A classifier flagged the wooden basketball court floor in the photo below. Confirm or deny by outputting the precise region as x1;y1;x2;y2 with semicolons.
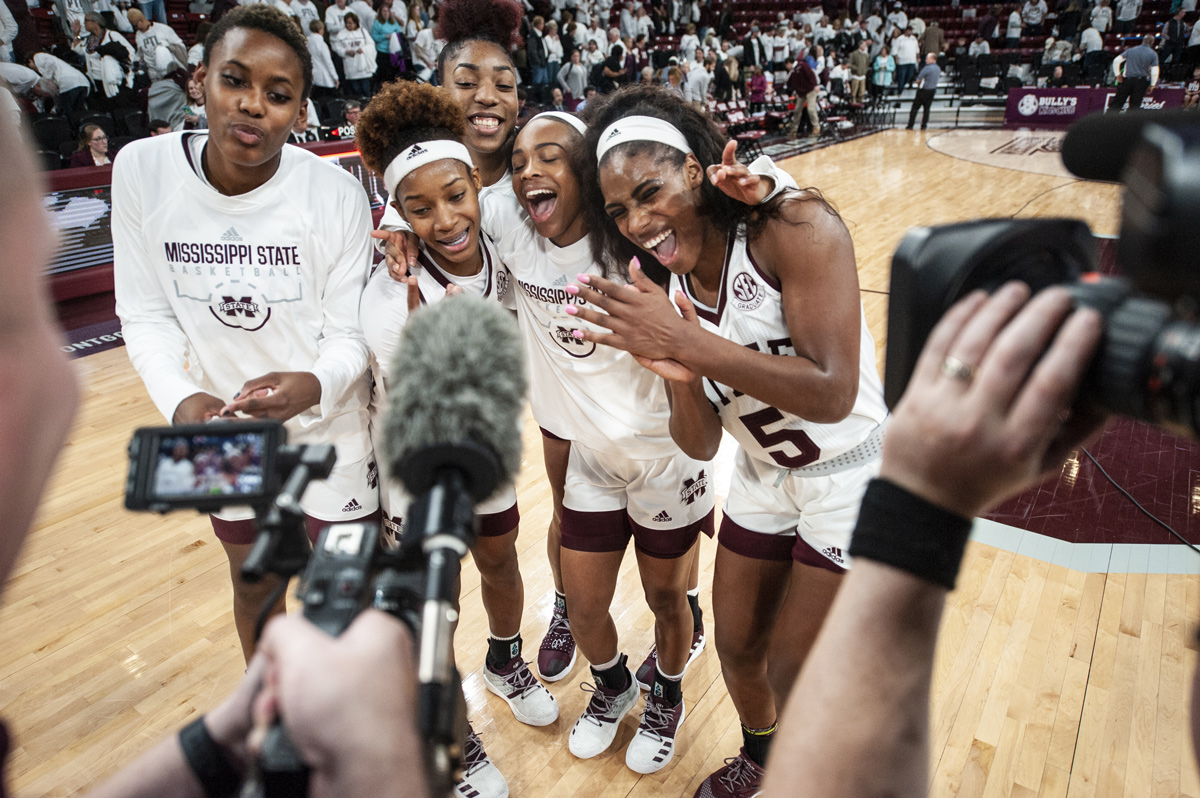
5;128;1195;797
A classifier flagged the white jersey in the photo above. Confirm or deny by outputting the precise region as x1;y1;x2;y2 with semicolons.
360;233;515;535
113;132;374;464
361;233;510;392
670;230;887;469
480;191;680;459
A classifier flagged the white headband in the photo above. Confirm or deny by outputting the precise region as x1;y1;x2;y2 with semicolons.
533;110;588;135
596;115;694;163
383;140;475;196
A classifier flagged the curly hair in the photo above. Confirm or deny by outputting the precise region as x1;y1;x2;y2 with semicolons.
204;5;313;100
434;0;523;81
579;84;836;285
355;80;466;177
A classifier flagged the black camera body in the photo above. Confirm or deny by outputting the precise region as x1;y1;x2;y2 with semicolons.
886;120;1200;439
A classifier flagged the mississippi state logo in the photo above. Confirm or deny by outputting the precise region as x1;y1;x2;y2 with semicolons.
1018;94;1039;116
495;269;510;302
731;272;764;311
552;324;596;357
680;470;708;505
210;295;271;331
366;460;378;490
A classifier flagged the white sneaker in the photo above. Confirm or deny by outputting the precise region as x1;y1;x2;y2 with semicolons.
483;656;560;727
454;729;509;798
625;693;686;774
568;665;639;759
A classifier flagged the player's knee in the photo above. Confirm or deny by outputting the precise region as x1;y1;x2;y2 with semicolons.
473;541;519;581
642;586;688;621
715;627;769;672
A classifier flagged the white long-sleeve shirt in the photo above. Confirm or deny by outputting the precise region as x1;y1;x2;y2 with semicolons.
325;3;349;35
31;52;90;93
0;1;17;60
135;21;185;80
308;32;337;88
113;132;373;461
334;27;376;79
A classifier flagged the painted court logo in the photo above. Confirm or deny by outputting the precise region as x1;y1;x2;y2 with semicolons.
680;470;708;505
732;272;764;311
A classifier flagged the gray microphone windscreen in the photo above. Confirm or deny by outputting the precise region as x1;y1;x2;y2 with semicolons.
382;294;527;493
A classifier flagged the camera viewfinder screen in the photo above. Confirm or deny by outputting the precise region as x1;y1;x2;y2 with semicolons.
152;431;266;499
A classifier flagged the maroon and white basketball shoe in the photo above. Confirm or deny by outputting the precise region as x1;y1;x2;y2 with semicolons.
692;748;765;798
536;600;577;682
625;693;686;774
453;727;509;798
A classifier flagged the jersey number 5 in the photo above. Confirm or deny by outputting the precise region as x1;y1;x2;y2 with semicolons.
740;407;821;468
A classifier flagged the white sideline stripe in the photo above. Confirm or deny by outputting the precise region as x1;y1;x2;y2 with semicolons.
969;517;1200;575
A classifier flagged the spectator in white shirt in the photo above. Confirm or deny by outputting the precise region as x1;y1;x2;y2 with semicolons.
679;21;700;61
1021;0;1048;35
1091;0;1113;34
290;0;320;29
128;7;186;80
308;19;338;97
325;0;350;36
0;1;16;63
1114;0;1141;34
1006;6;1023;47
28;50;89;123
968;34;990;56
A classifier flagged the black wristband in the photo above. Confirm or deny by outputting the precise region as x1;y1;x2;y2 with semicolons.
848;478;973;591
178;715;242;798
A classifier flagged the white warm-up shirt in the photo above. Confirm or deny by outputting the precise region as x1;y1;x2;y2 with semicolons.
113;132;374;462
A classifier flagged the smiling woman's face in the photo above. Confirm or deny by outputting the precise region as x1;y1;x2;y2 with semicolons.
444;40;518;162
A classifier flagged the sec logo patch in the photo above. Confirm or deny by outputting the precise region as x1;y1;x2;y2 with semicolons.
732;272;764;311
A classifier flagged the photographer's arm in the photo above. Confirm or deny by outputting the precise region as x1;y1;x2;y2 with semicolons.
762;284;1104;798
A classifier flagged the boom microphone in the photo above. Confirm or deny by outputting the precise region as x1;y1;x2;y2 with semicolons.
383;292;527;501
1061;109;1199;182
380;293;526;781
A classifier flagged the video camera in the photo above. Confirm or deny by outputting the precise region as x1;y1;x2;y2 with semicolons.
125;419;470;797
885;112;1200;439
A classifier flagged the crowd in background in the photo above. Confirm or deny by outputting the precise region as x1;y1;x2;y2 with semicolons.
1;0;1198;164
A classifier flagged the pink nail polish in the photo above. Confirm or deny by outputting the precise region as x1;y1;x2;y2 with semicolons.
632;256;641;270
572;329;584;339
565;284;579;295
563;305;578;316
576;273;591;284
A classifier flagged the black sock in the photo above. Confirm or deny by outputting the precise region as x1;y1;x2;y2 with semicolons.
591;654;630;692
652;667;684;707
486;634;522;669
741;722;776;767
687;592;702;632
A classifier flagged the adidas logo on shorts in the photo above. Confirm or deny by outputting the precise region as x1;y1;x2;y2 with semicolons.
652;510;673;523
342;498;362;513
821;546;846;565
220;227;242;241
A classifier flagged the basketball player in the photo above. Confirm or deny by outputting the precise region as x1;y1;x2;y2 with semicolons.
112;4;379;664
570;84;889;798
355;79;558;798
369;0;588;683
500;112;808;772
